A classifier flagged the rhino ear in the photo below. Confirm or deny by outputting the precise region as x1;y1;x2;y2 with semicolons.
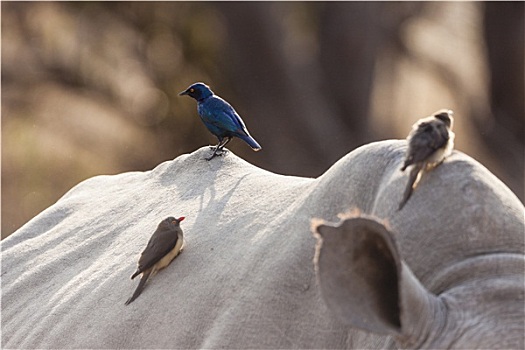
314;216;438;338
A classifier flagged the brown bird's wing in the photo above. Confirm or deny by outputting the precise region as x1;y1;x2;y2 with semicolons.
136;228;180;275
406;121;449;166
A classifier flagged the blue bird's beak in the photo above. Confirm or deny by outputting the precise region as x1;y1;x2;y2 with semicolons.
179;89;189;96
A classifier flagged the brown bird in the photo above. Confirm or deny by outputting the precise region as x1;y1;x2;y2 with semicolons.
399;109;455;210
125;216;185;305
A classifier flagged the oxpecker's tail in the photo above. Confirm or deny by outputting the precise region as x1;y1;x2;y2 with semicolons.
239;134;262;151
125;269;152;305
398;164;423;210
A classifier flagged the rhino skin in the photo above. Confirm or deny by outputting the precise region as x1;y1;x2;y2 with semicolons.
2;140;523;349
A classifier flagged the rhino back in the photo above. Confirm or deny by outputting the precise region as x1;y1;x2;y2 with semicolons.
1;146;385;348
2;141;522;348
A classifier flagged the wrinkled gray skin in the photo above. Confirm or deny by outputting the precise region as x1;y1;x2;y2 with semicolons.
2;140;523;349
314;215;524;349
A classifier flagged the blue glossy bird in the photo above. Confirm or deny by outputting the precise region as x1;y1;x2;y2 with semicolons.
179;82;262;161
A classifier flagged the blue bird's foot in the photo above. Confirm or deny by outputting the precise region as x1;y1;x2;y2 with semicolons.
206;147;228;161
206;137;232;161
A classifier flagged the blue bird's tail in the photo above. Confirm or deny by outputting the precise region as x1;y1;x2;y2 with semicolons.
239;134;262;151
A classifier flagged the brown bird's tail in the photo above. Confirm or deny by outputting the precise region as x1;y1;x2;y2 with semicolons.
125;269;152;305
399;164;423;210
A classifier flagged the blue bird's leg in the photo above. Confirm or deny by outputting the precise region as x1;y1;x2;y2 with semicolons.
206;140;222;161
206;137;231;161
218;137;232;151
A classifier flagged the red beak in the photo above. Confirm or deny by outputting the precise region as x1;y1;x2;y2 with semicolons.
178;216;185;222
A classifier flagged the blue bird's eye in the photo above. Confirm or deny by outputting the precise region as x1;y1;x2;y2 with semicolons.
190;88;195;93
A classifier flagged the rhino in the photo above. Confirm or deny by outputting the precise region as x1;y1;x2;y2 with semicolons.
2;140;523;349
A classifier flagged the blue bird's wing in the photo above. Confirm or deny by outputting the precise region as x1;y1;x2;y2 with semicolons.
198;96;249;136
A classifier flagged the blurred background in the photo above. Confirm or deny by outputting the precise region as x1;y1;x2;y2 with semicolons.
2;2;523;239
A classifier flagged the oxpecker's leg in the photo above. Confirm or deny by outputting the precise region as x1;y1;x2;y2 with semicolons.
426;158;445;171
125;269;152;305
398;164;423;210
